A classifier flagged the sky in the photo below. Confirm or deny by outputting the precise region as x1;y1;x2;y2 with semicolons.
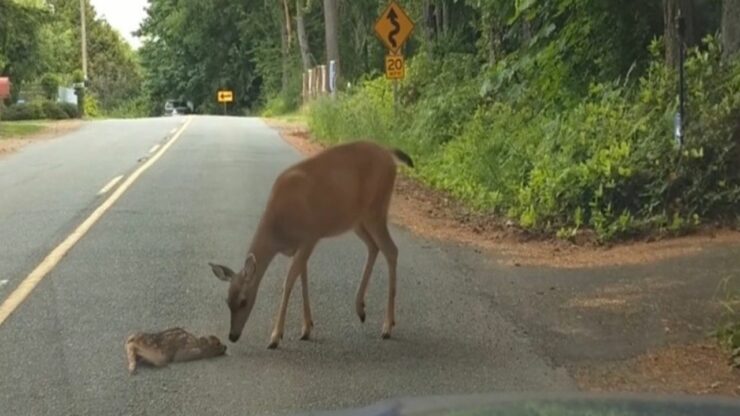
90;0;148;49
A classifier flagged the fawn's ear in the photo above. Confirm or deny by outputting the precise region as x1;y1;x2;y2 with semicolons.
209;263;235;282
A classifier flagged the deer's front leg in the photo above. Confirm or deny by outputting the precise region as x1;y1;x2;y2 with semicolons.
269;243;315;349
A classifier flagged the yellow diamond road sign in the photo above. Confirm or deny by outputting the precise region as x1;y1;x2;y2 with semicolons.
385;54;405;80
374;1;414;53
217;90;233;103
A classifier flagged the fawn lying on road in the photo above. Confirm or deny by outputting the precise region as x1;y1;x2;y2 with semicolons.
125;327;226;374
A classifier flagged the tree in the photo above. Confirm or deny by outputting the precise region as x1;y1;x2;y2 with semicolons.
296;0;312;70
0;0;48;91
663;0;696;68
323;0;340;87
722;0;740;61
281;0;293;92
295;0;311;71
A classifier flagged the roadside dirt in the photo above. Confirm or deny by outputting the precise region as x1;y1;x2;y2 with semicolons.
576;341;740;396
0;120;83;157
264;118;740;269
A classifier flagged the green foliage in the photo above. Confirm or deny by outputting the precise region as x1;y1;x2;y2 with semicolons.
40;100;68;119
1;102;44;121
0;0;49;89
39;73;60;100
309;35;740;242
0;100;78;121
138;0;262;114
83;94;102;118
714;277;740;367
2;0;143;114
105;95;150;119
309;77;399;147
59;102;80;119
0;121;46;139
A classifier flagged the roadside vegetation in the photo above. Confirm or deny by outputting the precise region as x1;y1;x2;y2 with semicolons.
295;1;740;245
0;120;46;139
1;0;143;119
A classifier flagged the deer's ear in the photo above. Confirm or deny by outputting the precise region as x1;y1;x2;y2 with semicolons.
245;253;257;276
209;262;235;282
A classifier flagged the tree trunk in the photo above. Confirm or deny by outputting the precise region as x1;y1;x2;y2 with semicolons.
323;0;340;87
442;0;449;35
435;1;443;37
663;0;696;68
280;0;291;92
423;0;435;42
282;0;292;46
296;0;311;70
722;0;740;61
481;10;500;65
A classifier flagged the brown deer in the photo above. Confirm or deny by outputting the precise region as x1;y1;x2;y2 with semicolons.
208;140;413;349
125;327;227;374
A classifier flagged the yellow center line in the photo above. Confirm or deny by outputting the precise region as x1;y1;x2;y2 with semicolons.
0;116;194;327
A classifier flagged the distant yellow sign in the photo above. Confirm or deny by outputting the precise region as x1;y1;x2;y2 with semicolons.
374;1;414;53
385;54;405;80
217;90;233;103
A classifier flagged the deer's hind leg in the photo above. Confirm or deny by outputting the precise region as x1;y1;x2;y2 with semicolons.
299;267;314;341
354;225;379;323
365;219;398;339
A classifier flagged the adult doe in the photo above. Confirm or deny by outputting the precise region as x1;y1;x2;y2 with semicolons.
209;140;413;349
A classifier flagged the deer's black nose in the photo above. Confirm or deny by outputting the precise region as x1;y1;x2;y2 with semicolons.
229;333;240;343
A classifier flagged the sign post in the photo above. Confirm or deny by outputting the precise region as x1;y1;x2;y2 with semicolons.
217;90;234;115
374;1;414;106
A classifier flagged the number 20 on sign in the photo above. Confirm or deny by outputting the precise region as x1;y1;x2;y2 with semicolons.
385;54;405;80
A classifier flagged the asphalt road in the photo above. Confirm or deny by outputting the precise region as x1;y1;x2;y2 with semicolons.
0;116;575;415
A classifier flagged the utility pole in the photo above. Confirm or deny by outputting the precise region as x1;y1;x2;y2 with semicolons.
80;0;88;82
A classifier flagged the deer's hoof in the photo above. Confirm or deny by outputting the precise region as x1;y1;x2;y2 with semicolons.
381;332;391;340
300;332;310;341
359;312;366;323
267;341;279;349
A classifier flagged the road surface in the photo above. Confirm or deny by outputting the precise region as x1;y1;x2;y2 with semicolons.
0;116;574;415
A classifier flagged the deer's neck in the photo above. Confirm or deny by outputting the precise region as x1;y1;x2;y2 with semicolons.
245;224;278;285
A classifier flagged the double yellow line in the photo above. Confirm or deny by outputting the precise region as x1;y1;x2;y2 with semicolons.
0;117;193;327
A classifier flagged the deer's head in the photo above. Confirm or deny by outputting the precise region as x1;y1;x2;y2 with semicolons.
209;254;259;343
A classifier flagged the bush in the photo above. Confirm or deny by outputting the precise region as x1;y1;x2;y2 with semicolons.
59;102;80;118
106;95;149;118
40;74;61;100
83;94;101;118
1;102;45;121
308;35;740;242
261;95;293;117
0;100;81;121
40;100;68;120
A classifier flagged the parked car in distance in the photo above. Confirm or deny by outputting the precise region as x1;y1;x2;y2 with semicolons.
163;99;191;116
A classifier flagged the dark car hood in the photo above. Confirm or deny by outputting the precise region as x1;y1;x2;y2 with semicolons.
292;392;740;416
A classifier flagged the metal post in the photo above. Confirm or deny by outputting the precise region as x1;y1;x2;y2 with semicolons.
329;60;337;98
80;0;88;82
675;14;686;148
